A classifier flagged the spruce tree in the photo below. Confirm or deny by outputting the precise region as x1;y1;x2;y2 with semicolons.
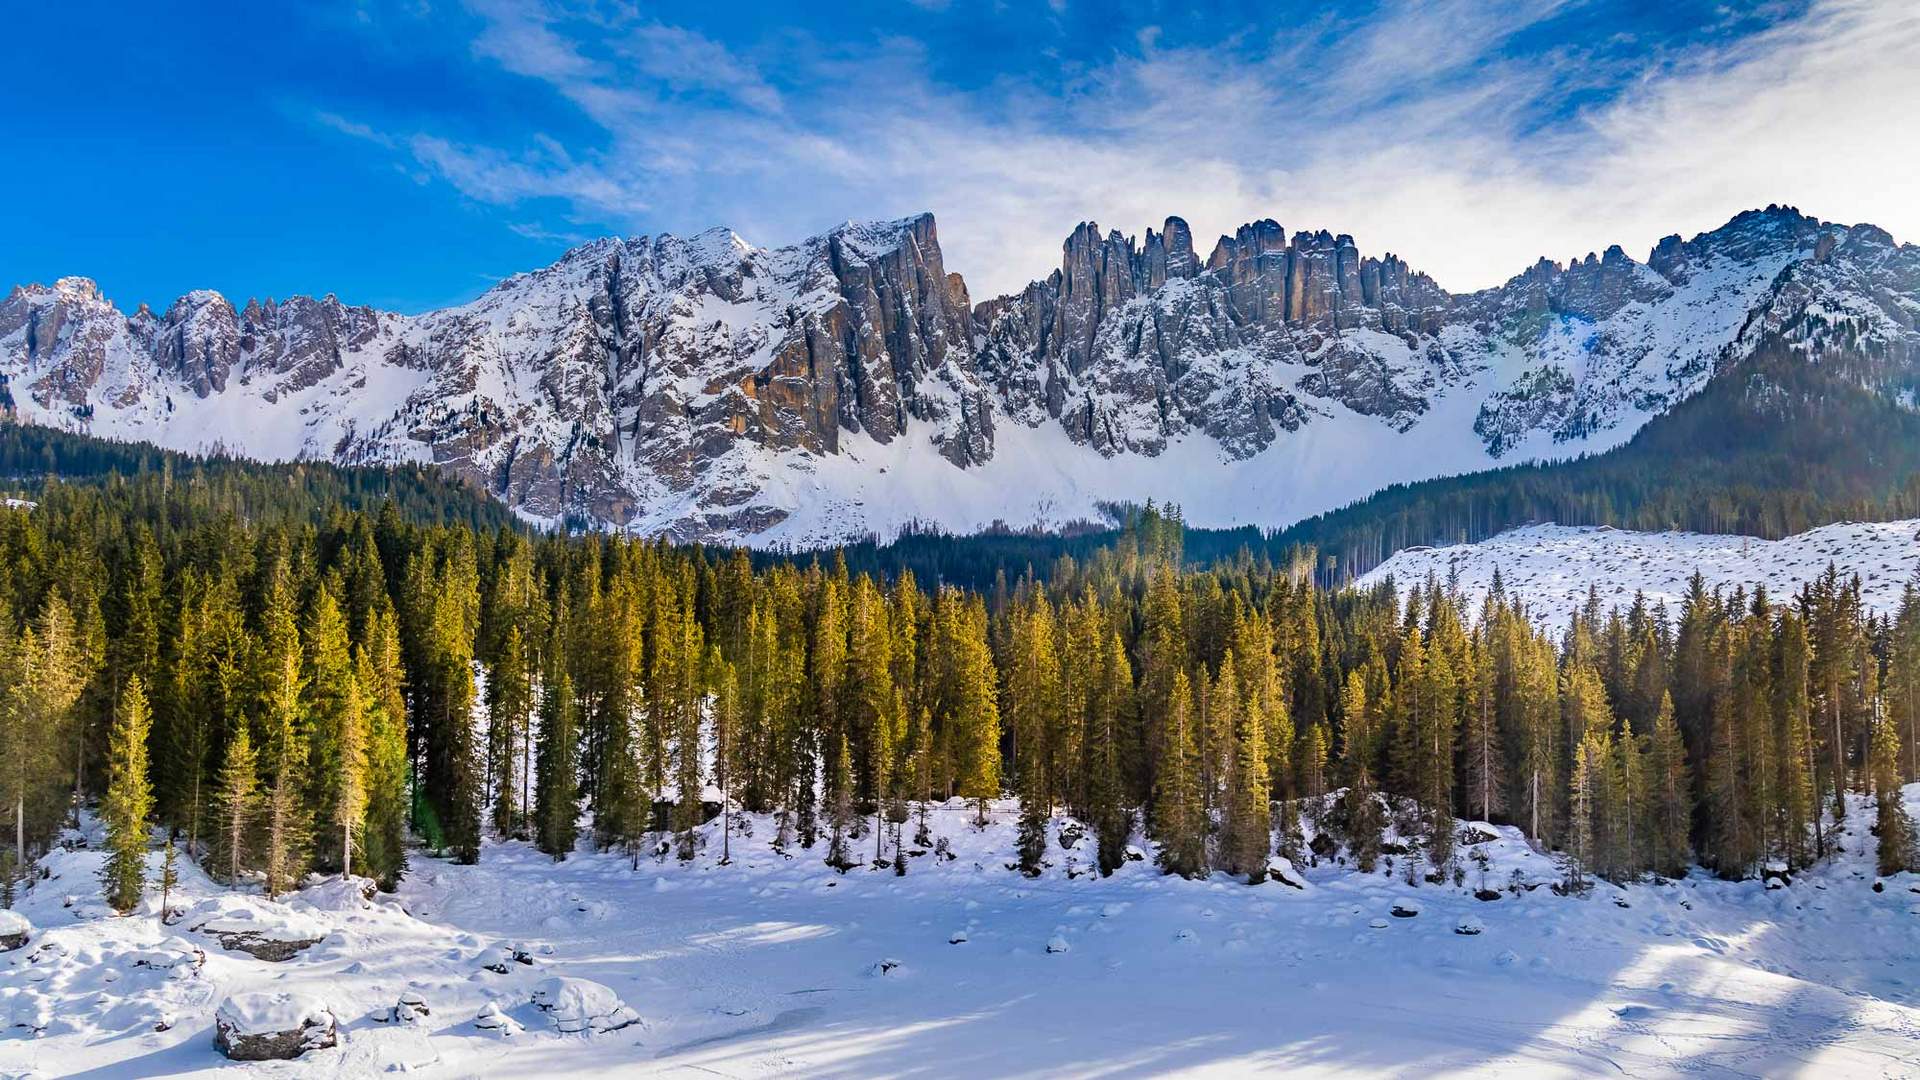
1646;692;1691;877
947;593;1003;828
1339;669;1384;872
1093;630;1136;872
212;722;259;884
712;652;740;864
535;671;580;860
158;834;179;920
1460;633;1503;822
1566;733;1602;892
359;617;412;890
2;597;84;877
486;626;532;838
1010;597;1061;876
1872;700;1915;876
1152;669;1206;878
1774;611;1817;869
100;676;153;914
334;672;368;881
300;586;356;871
825;730;857;871
1220;651;1273;883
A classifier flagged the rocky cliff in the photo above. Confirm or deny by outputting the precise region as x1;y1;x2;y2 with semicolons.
4;205;1916;545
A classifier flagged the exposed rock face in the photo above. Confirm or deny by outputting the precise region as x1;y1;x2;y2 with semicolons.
214;993;337;1061
4;204;1917;544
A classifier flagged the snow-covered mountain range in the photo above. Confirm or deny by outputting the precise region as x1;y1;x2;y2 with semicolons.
1358;518;1920;630
5;205;1917;545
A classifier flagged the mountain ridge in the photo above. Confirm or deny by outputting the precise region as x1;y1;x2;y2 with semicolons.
5;204;1916;546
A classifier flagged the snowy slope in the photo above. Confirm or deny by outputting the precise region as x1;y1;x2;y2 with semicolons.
1358;519;1920;628
4;790;1919;1077
5;204;1917;546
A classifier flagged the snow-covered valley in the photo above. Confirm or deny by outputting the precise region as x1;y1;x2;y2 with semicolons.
5;792;1919;1078
1359;519;1920;629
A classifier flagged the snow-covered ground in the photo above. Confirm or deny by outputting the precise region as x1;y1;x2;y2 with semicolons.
4;790;1920;1078
1359;519;1920;629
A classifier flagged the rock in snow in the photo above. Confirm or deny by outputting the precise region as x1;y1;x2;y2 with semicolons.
531;976;640;1034
474;1001;523;1037
190;900;327;961
213;992;337;1060
0;910;29;951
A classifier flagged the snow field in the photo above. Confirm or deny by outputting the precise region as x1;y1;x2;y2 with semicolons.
1360;518;1920;629
3;787;1919;1077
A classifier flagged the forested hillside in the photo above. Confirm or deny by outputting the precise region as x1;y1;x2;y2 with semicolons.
0;423;520;534
1271;334;1920;582
1;457;1914;919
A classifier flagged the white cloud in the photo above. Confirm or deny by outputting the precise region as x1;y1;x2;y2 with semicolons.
346;0;1920;298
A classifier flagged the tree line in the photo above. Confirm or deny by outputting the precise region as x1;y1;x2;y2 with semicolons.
0;471;1914;918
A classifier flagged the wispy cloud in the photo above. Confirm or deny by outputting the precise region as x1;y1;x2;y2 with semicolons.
322;0;1920;297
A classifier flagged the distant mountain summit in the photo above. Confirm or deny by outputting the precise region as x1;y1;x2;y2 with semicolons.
5;205;1916;546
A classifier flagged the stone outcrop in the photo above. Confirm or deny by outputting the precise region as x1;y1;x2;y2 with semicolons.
4;203;1917;543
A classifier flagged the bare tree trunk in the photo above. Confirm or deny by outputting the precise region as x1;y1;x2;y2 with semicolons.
1529;770;1538;840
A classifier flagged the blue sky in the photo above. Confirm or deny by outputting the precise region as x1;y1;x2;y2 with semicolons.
6;1;1916;313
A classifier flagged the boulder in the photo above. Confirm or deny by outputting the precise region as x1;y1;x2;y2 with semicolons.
531;976;639;1035
475;1002;522;1037
129;936;205;972
0;910;28;951
191;904;327;962
481;942;536;973
1045;935;1071;954
381;990;430;1024
1455;917;1485;936
1390;902;1421;918
214;992;337;1061
1265;856;1306;889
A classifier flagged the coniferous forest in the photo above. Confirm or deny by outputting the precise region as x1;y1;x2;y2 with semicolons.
1;456;1916;919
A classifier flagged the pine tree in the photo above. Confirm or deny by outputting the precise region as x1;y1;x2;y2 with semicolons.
909;705;935;849
1009;597;1061;876
670;602;707;862
259;647;308;898
158;833;179;919
825;730;857;871
1872;698;1915;876
1774;611;1817;869
1298;722;1330;801
535;671;580;860
334;671;368;881
1460;631;1503;822
1566;733;1603;892
486;626;532;838
256;556;309;897
1220;651;1272;883
1646;692;1691;877
1339;669;1384;872
1152;669;1205;878
212;722;259;885
2;597;84;878
100;676;153;914
359;616;411;891
300;586;356;871
712;653;742;864
944;592;1003;828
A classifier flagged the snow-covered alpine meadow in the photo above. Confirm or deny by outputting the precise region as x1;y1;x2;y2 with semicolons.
5;789;1920;1078
1359;519;1920;630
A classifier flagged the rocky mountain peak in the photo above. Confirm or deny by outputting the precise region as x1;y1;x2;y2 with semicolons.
4;204;1914;545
